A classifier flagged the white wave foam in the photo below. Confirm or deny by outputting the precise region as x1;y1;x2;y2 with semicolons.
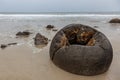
0;14;120;17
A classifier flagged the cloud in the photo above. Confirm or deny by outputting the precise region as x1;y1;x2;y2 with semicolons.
0;0;120;12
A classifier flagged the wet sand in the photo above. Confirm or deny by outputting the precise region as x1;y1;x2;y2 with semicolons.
0;28;120;80
0;14;120;80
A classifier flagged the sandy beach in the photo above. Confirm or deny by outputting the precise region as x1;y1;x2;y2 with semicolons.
0;14;120;80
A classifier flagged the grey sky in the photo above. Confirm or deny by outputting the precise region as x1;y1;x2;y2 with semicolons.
0;0;120;12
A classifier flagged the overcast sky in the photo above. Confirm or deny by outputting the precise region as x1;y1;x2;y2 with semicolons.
0;0;120;12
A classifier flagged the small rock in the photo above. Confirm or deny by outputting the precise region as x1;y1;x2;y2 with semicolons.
109;18;120;23
16;31;32;37
52;29;58;31
1;44;7;49
93;26;99;28
46;25;54;29
48;39;51;41
8;43;17;46
1;42;17;49
34;33;48;45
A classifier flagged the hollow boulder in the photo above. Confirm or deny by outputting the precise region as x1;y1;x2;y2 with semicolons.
50;24;113;76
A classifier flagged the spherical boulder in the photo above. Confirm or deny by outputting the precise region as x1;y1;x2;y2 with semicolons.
109;18;120;23
50;24;113;76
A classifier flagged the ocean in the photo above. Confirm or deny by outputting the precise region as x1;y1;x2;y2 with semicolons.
0;13;120;50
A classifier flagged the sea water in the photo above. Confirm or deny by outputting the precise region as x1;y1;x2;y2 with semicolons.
0;13;120;50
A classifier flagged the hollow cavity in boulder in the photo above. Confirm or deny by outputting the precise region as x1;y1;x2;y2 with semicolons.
60;27;96;47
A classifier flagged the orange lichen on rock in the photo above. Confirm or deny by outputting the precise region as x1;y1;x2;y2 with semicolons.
60;27;96;46
76;31;95;45
87;38;96;46
59;34;69;47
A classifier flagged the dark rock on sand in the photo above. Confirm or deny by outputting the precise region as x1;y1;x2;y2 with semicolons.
50;24;113;76
93;26;99;28
109;18;120;23
52;29;58;31
1;43;17;49
16;31;32;37
8;43;17;46
1;44;7;49
34;33;48;45
46;25;54;29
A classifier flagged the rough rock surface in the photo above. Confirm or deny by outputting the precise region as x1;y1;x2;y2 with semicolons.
34;33;48;45
50;24;113;76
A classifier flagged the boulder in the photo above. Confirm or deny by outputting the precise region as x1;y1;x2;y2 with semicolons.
46;25;54;29
50;24;113;76
109;18;120;23
1;44;7;49
16;31;32;37
34;33;48;45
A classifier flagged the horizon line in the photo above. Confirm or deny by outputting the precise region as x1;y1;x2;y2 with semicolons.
0;12;120;14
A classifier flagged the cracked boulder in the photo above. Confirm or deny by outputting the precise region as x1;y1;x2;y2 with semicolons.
49;24;113;76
